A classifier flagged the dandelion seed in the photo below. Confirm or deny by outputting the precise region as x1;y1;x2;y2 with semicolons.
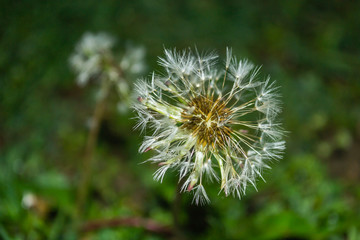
133;48;285;204
192;185;210;205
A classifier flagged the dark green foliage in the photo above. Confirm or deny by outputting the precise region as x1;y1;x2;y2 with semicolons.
1;0;359;239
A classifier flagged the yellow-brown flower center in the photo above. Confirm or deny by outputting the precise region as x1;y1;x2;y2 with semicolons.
181;96;233;150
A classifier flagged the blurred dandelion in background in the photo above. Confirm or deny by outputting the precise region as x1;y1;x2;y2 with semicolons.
69;32;146;108
134;48;285;204
68;32;147;219
69;32;115;87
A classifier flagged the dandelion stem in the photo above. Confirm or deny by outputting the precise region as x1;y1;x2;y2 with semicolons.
75;79;110;222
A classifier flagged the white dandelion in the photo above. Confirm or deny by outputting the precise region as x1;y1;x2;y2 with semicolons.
69;32;146;107
133;47;285;204
69;32;115;86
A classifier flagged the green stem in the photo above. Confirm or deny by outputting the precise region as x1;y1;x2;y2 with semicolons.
75;79;110;222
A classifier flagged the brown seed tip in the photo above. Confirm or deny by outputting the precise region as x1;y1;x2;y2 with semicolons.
187;183;195;192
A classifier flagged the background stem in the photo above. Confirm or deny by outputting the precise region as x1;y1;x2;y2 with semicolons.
75;80;110;221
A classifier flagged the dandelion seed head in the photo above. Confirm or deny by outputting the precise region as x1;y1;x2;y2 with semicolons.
69;32;115;86
181;96;232;150
134;47;285;204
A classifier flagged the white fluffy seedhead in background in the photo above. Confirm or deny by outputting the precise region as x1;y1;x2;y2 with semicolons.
134;47;285;204
76;32;115;56
69;32;115;86
69;32;146;111
120;44;147;76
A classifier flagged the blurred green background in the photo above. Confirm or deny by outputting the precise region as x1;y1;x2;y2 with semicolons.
1;0;360;239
